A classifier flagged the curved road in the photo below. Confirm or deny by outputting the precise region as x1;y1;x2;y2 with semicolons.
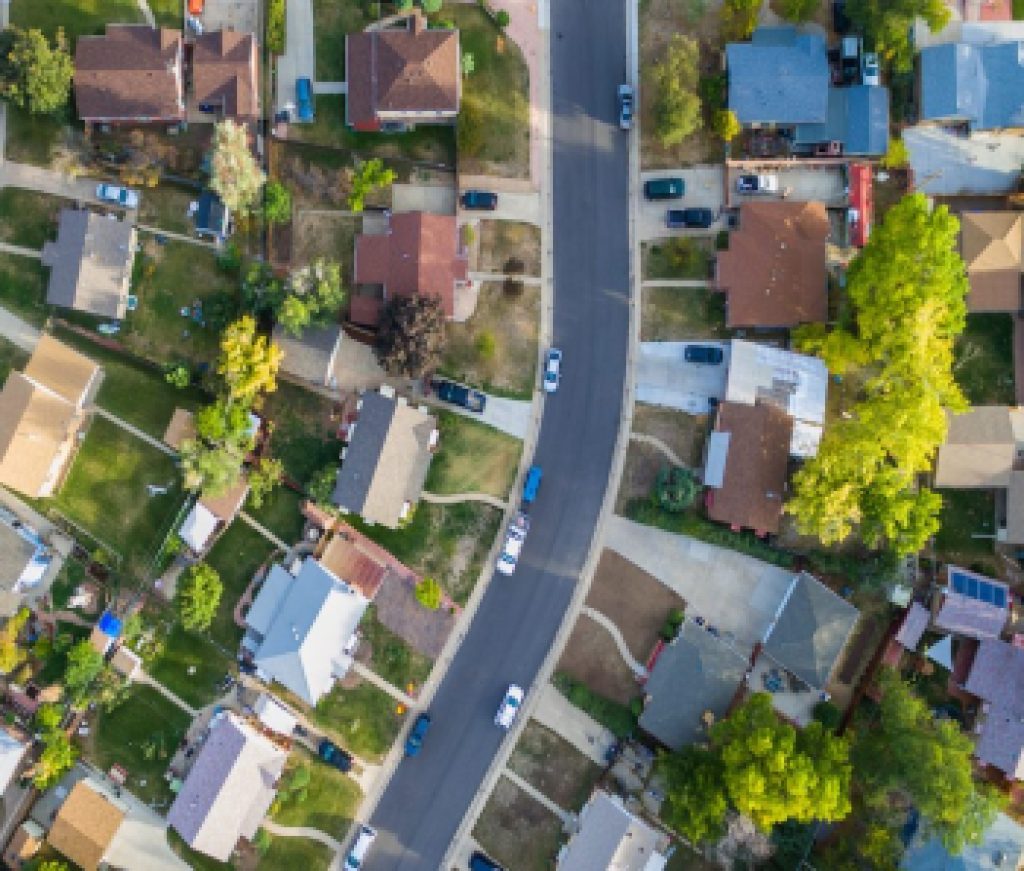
364;1;630;866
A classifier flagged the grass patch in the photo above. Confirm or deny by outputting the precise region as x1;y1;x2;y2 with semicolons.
313;680;404;762
935;489;996;566
640;285;728;341
0;187;68;249
954;313;1015;406
147;622;233;709
552;673;638;739
246;487;306;545
313;0;370;81
5;104;72;167
137;186;198;236
508;721;603;812
425;410;521;498
258;835;333;871
167;829;232;871
11;0;143;42
643;237;714;281
262;382;342;487
473;775;564;871
0;334;28;382
1015;0;1024;19
360;604;433;689
147;0;181;28
271;747;362;831
0;252;49;326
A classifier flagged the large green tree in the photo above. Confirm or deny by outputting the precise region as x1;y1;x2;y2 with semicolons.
721;0;762;40
176;563;223;632
847;0;950;73
0;28;74;115
651;34;702;148
659;746;730;843
32;730;77;789
347;158;396;213
277;259;347;336
217;315;282;405
63;640;104;708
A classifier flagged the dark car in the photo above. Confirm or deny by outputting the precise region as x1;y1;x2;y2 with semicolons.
667;208;715;229
296;77;314;122
405;712;431;757
643;177;685;200
684;344;724;365
469;851;505;871
432;377;486;412
460;190;498;210
317;738;353;772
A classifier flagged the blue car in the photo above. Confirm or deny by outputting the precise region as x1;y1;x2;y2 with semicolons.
522;465;542;506
296;77;314;122
405;712;431;757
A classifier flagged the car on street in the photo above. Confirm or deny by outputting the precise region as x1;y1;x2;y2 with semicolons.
345;825;377;869
522;465;542;506
735;174;780;194
494;684;524;729
618;84;634;130
543;348;562;393
296;77;315;122
861;51;880;86
684;344;724;365
496;512;530;576
96;183;139;209
317;738;353;772
643;177;685;200
404;712;432;756
460;190;498;210
666;208;714;229
431;377;486;412
469;852;506;871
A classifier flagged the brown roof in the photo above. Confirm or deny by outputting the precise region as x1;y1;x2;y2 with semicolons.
47;780;125;871
193;30;259;121
706;402;793;535
318;520;419;598
25;335;101;405
75;25;184;122
345;13;460;129
163;408;196;450
934;406;1015;487
199;477;250;522
716;201;830;328
353;212;468;324
961;211;1023;312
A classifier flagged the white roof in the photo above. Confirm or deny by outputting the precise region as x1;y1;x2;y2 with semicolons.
179;503;218;552
905;126;1024;196
703;431;730;488
560;791;668;871
245;565;293;638
0;728;28;794
253;694;297;736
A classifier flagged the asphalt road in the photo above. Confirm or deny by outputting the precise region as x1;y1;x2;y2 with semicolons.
363;1;630;866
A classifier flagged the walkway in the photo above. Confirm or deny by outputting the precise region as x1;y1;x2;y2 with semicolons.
501;768;574;826
312;82;346;95
93;407;177;457
0;160;113;205
422;491;509;511
0;305;40;352
629;432;688;469
0;240;40;259
641;279;707;288
530;682;616;766
580;606;648;677
262;821;344;871
238;511;289;551
136;670;198;716
468;272;542;286
351;661;416;708
136;225;217;249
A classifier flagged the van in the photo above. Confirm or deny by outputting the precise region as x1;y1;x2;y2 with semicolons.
345;825;377;869
644;178;685;200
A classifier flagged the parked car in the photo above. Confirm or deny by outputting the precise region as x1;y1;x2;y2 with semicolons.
644;177;685;200
543;348;562;393
494;684;524;729
432;377;486;413
469;852;506;871
296;77;315;122
618;84;634;130
666;208;714;229
861;52;880;86
405;712;431;756
345;825;377;869
496;512;530;576
317;738;353;773
684;344;724;365
735;174;779;194
522;465;542;506
96;183;139;209
460;190;498;210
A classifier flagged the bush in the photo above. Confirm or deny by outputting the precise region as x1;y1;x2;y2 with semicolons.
267;0;286;53
502;278;524;297
712;108;741;143
458;100;485;157
660;607;685;641
881;137;910;170
553;673;638;738
715;229;730;251
475;330;497;361
654;466;698;512
495;8;510;27
216;241;242;274
414;577;443;611
698;73;727;112
813;700;842;732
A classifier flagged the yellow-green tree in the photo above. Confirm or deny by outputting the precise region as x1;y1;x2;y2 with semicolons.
0;607;30;674
176;563;223;632
217;315;282;406
651;35;702;147
32;730;77;789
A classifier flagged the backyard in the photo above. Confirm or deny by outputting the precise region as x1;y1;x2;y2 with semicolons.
953;313;1015;406
137;185;199;236
313;679;405;763
934;489;998;575
4;104;73;167
11;0;142;41
425;411;521;499
245;486;306;546
290;211;360;281
472;775;565;871
147;621;234;709
0;252;50;326
261;382;342;489
0;187;68;249
640;284;728;341
271;747;362;832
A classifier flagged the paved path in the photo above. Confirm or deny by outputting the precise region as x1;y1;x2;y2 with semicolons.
93;407;177;457
313;81;346;95
580;606;648;676
136;670;198;717
629;431;688;469
238;511;289;551
134;0;156;26
0;161;114;206
0;241;40;259
641;279;707;288
0;305;41;352
422;491;509;511
262;820;343;871
275;0;315;113
469;272;542;286
352;662;417;708
501;769;573;825
137;225;217;249
530;683;616;765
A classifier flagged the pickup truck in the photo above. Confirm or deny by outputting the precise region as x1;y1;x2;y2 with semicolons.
431;377;486;413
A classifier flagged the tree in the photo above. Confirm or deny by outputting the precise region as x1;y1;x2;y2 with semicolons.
495;8;510;27
422;0;443;12
266;0;285;53
180;438;246;496
651;35;702;147
659;746;729;843
847;0;949;73
177;563;223;632
33;730;77;789
93;667;130;712
347;159;396;213
195;398;256;449
241;261;285;316
721;0;762;40
780;0;819;21
278;259;347;336
376;294;446;379
415;578;443;611
63;640;104;707
0;28;74;115
248;457;284;509
881;136;910;170
0;607;29;674
306;464;339;506
37;860;71;871
210;120;266;215
461;51;475;77
217;315;282;405
34;702;64;732
165;364;190;389
264;179;292;224
654;467;698;512
712;108;741;142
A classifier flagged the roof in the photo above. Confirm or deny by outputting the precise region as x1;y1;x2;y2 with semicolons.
965;640;1024;777
245;564;293;638
331;391;436;528
902;812;1024;871
250;557;369;705
24;334;101;405
762;572;860;689
639;619;748;750
0;522;37;597
274;323;344;386
41;210;136;319
792;84;890;156
1005;470;1024;544
167;712;287;862
179;502;219;552
47;779;126;871
163;408;196;450
716;201;830;328
353;212;468;324
74;25;184;121
559;791;668;871
199;477;250;523
0;728;28;795
935;406;1016;487
703;431;730;488
195;191;229;237
192;30;259;120
896;602;931;650
318;524;408;599
960;211;1023;312
345;13;460;128
935;567;1010;639
253;694;297;736
726;27;829;125
920;41;1024;130
706;402;793;535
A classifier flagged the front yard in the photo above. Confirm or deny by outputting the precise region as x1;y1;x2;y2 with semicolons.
0;252;50;326
312;679;405;762
508;721;603;813
425;411;521;499
359;604;434;690
4;104;73;167
0;187;68;249
11;0;143;41
473;775;565;871
954;313;1015;406
270;747;362;832
476;221;541;276
259;835;333;871
313;0;371;81
137;185;199;236
642;237;715;282
640;285;728;341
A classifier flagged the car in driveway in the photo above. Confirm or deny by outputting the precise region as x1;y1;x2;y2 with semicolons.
736;174;780;194
494;684;524;729
684;344;724;365
543;348;562;393
296;77;315;122
469;851;505;871
96;183;139;209
317;738;353;772
644;177;684;200
460;190;498;210
345;824;377;869
432;377;486;412
667;208;714;229
496;512;530;576
618;84;634;130
405;712;431;756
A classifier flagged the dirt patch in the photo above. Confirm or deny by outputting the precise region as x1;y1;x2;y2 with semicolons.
472;775;565;871
633;405;710;467
291;210;360;280
508;721;603;813
476;221;541;275
586;549;685;663
615;440;663;512
640;285;728;341
373;574;455;660
557;614;643;705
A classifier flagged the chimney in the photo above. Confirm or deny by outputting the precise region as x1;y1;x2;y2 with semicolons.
411;10;426;34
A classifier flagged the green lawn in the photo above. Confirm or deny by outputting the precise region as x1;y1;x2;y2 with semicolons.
313;0;371;81
148;622;233;709
147;0;181;28
0;335;28;382
359;605;433;690
262;382;343;488
935;489;997;570
137;186;198;236
271;747;362;831
954;313;1015;405
0;187;68;249
425;411;521;498
552;673;637;739
4;104;71;167
641;285;728;341
642;238;715;281
87;684;191;809
313;680;405;762
258;834;333;871
246;487;306;545
0;252;50;326
1015;0;1024;19
11;0;143;41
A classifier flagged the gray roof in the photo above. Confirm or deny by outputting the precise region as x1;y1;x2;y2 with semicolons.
895;602;930;650
332;391;397;515
726;27;829;125
935;590;1008;639
41;209;136;319
244;564;292;640
762;572;859;689
902;812;1024;871
920;42;1024;130
639;619;748;750
0;521;35;595
273;323;343;387
965;639;1024;778
793;85;890;156
559;791;668;871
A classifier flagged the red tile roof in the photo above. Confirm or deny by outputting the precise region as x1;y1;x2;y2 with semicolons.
193;30;259;121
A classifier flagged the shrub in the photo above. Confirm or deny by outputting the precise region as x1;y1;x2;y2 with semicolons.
813;700;842;732
654;467;698;512
712;108;741;142
415;577;443;610
881;137;910;170
495;9;510;27
476;330;497;361
266;0;286;53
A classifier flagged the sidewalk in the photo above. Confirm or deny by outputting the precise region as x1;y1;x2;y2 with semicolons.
0;305;40;352
530;682;616;765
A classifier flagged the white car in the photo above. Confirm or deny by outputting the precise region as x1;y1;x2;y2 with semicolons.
543;348;562;393
862;52;880;87
495;684;524;729
96;183;140;209
345;825;377;869
496;512;530;576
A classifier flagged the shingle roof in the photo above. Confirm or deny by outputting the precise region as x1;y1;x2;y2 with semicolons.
47;780;126;871
793;85;890;156
960;211;1023;312
965;640;1024;778
935;406;1016;487
559;791;668;871
935;589;1009;640
273;323;344;386
896;602;931;650
317;523;416;599
920;41;1024;130
192;30;259;120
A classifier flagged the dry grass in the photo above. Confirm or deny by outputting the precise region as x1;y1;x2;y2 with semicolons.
291;210;360;279
476;220;541;275
557;614;643;705
472;776;565;871
632;404;710;467
615;440;664;511
426;410;522;498
640;285;728;340
508;721;603;813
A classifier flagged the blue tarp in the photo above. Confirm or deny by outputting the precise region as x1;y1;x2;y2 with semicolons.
98;611;122;638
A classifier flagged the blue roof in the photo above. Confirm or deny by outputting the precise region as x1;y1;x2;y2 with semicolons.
727;27;829;125
195;191;228;236
794;85;890;156
98;611;122;638
920;41;1024;130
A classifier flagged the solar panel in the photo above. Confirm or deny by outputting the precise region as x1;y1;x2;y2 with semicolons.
948;568;1009;611
952;573;967;595
995;588;1008;608
979;583;993;604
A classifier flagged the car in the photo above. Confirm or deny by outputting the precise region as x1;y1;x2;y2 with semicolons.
684;344;724;365
460;190;498;210
666;208;714;229
494;684;524;729
618;84;634;130
543;348;562;393
345;824;377;869
317;738;353;772
861;51;880;86
496;512;530;576
735;174;780;194
296;77;315;122
432;377;486;412
405;712;431;756
95;183;140;209
643;177;685;200
469;853;506;871
522;465;542;506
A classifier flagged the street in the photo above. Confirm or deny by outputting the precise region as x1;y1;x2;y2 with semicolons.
362;0;631;866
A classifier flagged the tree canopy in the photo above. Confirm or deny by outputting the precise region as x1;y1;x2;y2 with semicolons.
376;294;446;379
63;640;105;708
248;457;284;509
659;746;730;843
277;259;347;336
651;35;702;148
347;158;396;213
0;27;73;115
33;729;76;789
210;120;266;214
0;607;29;674
847;0;950;73
721;0;762;40
217;315;282;405
264;179;292;224
177;563;223;632
779;0;819;22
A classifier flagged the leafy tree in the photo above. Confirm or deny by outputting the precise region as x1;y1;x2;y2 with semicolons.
93;666;130;712
217;315;282;405
847;0;949;73
248;457;284;509
461;51;475;77
881;137;910;170
264;179;292;224
210;120;266;215
180;438;246;496
37;860;71;871
347;159;396;213
195;398;255;449
63;640;104;707
780;0;819;21
654;467;698;512
659;746;729;843
165;364;190;389
33;730;77;789
0;607;29;674
495;8;510;27
0;28;74;115
278;259;347;336
266;0;285;53
241;261;285;316
422;0;443;12
376;294;446;379
415;578;443;611
306;464;339;506
721;0;762;40
34;702;64;732
176;563;223;632
712;108;741;142
651;35;702;147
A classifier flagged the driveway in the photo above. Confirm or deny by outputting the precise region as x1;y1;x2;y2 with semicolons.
459;190;542;226
725;162;847;207
275;0;314;116
427;393;533;440
638;165;724;242
635;341;729;414
905;126;1024;196
195;0;260;35
604;515;793;650
392;183;457;216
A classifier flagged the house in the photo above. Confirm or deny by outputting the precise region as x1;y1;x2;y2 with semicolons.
351;211;470;328
704;402;793;536
715;202;831;329
192;30;259;121
243;556;369;705
963;639;1024;780
331;388;438;528
74;25;184;124
167;711;287;861
959;212;1022;312
791;84;890;156
0;727;29;803
315;518;419;599
3;820;44;868
253;694;297;737
919;40;1024;131
639;618;749;749
935;406;1020;488
273;323;386;392
41;210;137;320
0;335;102;498
178;479;250;553
193;191;231;242
902;812;1024;871
934;565;1010;639
0;513;53;617
557;790;671;870
345;11;460;131
46;779;127;871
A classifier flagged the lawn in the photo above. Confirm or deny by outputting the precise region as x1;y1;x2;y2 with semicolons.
258;835;333;871
5;105;72;167
51;417;185;577
425;411;521;498
640;285;728;341
246;487;306;546
291;211;360;280
934;489;997;572
11;0;143;41
147;0;181;28
642;237;715;281
271;747;362;832
359;604;433;689
0;335;28;382
313;679;405;762
137;185;199;236
86;684;191;809
551;672;638;739
441;281;539;399
0;187;69;249
0;252;50;326
954;313;1015;405
147;622;234;709
261;382;342;488
167;829;233;871
313;0;371;81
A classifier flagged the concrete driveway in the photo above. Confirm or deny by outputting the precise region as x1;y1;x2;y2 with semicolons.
726;163;847;207
430;393;532;440
459;190;542;226
604;515;794;650
636;341;729;414
638;165;724;241
275;0;314;115
905;126;1024;196
197;0;260;35
392;183;456;215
